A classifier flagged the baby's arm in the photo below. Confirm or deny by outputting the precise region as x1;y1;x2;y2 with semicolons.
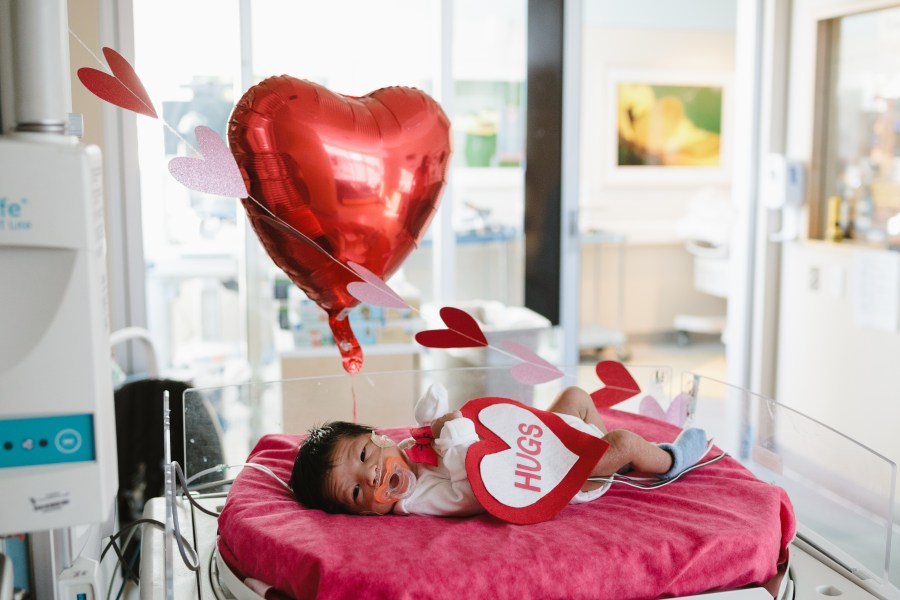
431;412;475;478
430;410;462;438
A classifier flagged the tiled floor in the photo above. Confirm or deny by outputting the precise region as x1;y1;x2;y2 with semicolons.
581;336;727;381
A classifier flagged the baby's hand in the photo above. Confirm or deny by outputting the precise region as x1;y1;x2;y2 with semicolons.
431;410;463;437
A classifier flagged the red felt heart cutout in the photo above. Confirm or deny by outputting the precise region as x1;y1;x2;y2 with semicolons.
228;76;450;372
461;397;609;524
415;307;488;349
590;360;641;409
77;47;157;118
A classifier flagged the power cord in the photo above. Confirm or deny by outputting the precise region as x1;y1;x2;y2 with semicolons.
158;460;291;574
104;522;139;600
587;452;729;489
184;461;291;492
115;545;140;600
98;460;286;594
100;461;291;580
168;462;202;571
100;518;165;583
208;543;225;600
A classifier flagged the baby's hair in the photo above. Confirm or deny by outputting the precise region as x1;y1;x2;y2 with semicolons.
290;421;375;513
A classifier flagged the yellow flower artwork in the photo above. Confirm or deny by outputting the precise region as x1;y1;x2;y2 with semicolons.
616;83;723;168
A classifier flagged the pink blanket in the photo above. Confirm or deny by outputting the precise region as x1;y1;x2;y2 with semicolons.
217;410;795;600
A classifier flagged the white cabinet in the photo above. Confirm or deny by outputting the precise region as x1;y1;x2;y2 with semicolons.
776;241;900;504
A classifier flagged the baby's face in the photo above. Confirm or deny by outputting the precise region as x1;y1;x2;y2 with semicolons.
326;432;406;515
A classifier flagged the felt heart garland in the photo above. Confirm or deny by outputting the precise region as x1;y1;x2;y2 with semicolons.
415;307;488;348
590;360;641;409
168;126;248;198
78;44;566;385
77;47;157;118
346;262;411;310
639;392;689;426
503;341;564;384
349;273;563;385
77;50;247;201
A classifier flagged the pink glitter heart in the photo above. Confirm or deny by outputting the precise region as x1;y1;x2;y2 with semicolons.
504;340;564;385
346;262;410;309
639;393;689;427
168;126;248;198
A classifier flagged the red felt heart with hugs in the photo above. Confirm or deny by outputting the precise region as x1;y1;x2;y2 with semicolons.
461;397;609;524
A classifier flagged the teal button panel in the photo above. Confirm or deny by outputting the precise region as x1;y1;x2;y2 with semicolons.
0;413;95;468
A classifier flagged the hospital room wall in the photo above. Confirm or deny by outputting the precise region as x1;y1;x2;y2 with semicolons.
577;12;734;337
773;0;900;499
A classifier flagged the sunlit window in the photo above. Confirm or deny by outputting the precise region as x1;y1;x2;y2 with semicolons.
133;1;527;384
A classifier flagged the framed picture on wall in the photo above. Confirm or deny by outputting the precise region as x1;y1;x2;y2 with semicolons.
606;70;732;185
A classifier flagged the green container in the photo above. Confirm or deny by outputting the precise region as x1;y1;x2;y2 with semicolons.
465;132;497;167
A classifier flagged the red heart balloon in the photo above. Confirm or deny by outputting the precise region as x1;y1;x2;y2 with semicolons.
228;76;451;373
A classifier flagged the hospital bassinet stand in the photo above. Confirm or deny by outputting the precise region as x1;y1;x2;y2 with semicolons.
672;239;729;346
140;366;899;599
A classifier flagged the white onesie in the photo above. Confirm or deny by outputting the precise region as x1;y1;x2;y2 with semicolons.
393;412;612;517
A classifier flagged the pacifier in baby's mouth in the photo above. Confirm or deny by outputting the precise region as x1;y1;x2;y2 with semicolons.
369;432;416;504
374;455;416;504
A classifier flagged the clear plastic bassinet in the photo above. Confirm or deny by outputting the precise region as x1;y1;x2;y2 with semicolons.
175;364;898;596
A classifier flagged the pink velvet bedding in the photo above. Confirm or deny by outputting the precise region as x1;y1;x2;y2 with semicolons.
217;410;795;600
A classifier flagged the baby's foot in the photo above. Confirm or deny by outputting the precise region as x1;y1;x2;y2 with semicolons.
657;428;709;480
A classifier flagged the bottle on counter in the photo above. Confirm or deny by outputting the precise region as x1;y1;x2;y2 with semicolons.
826;195;843;242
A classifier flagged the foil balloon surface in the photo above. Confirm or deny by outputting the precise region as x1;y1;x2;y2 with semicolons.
228;76;451;373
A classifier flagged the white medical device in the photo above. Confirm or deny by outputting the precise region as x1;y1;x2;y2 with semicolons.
764;153;805;242
0;0;118;537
